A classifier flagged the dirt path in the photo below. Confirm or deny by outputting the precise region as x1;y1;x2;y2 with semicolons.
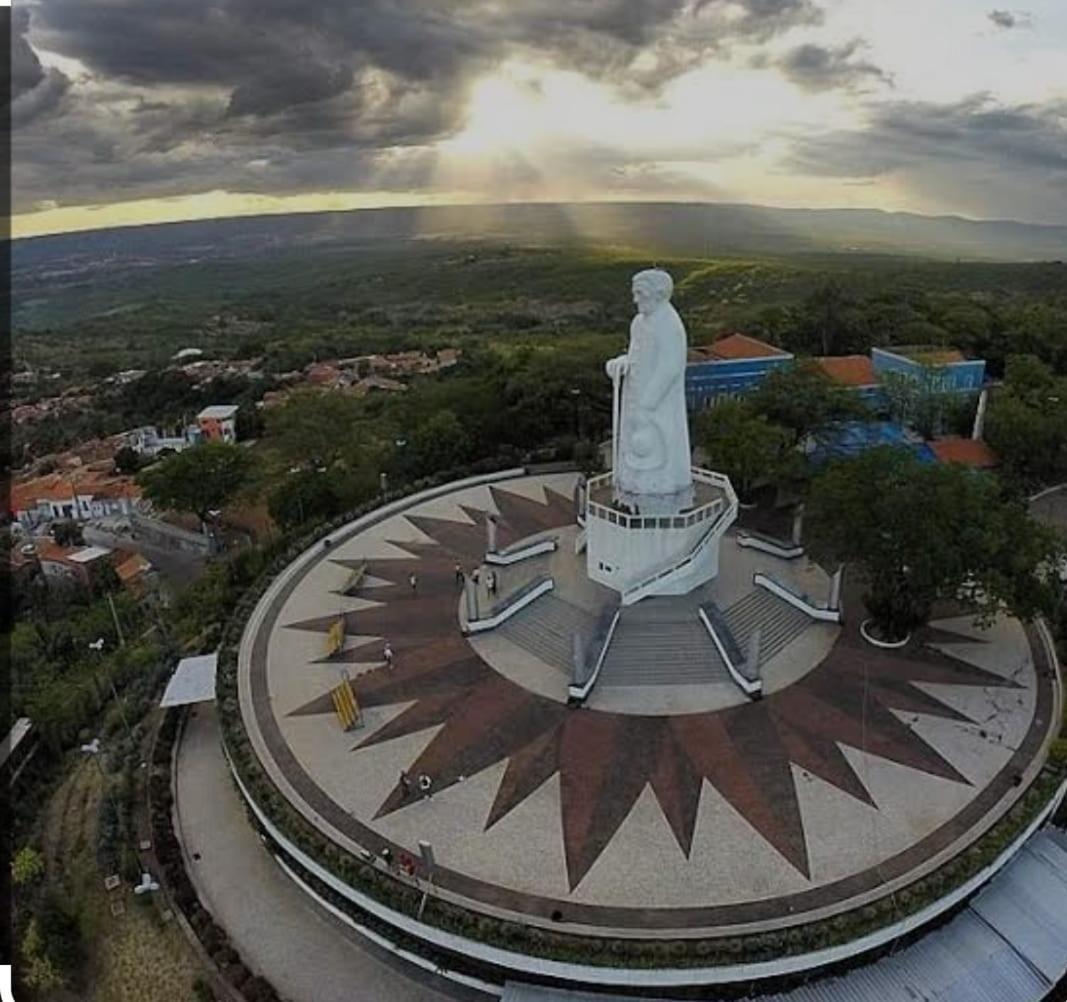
35;755;204;1002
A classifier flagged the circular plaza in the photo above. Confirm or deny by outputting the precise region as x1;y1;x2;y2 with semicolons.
226;467;1062;988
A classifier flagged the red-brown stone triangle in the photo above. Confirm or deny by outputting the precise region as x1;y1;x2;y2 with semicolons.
672;711;810;878
557;714;663;889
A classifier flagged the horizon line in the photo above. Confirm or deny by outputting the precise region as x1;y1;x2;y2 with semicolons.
14;195;1067;243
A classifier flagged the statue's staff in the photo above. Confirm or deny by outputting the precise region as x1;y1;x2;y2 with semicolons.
611;361;623;491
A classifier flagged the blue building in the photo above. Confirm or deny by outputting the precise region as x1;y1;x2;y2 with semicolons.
685;334;794;410
685;335;986;412
870;347;986;393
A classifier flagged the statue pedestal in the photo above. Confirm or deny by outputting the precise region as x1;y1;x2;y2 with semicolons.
584;468;738;604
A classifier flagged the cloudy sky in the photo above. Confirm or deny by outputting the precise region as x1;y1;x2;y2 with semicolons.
12;0;1067;236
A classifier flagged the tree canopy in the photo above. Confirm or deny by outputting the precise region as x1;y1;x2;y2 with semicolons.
695;399;794;502
806;447;1062;640
263;389;366;471
138;441;256;524
748;362;864;446
985;355;1067;490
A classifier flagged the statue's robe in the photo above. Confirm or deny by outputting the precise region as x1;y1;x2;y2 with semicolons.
615;303;693;514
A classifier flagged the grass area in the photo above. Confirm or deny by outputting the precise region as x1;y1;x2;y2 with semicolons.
13;238;1067;379
34;759;201;1002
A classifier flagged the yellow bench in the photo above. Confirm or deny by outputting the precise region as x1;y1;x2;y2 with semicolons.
325;617;345;657
331;681;362;731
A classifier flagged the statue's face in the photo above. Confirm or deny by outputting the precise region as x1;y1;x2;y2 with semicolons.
632;282;659;316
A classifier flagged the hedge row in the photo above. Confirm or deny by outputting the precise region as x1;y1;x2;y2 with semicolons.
213;459;1067;974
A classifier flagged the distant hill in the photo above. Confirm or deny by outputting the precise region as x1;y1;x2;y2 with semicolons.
14;202;1067;285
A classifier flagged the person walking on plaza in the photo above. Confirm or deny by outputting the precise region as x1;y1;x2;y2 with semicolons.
486;569;497;596
383;640;394;669
409;572;418;595
454;562;464;586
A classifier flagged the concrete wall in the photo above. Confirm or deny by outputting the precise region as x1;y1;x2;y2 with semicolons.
129;511;213;555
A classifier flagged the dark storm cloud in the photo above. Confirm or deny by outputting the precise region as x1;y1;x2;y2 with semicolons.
785;94;1067;221
28;0;822;127
789;95;1067;177
988;9;1031;29
16;0;822;210
10;7;71;127
12;8;45;96
775;40;892;92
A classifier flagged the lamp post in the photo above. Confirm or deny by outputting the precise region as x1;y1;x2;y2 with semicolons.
570;387;582;440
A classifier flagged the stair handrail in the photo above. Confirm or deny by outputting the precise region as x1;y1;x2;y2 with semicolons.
698;604;762;699
752;572;842;624
621;497;738;605
568;603;621;705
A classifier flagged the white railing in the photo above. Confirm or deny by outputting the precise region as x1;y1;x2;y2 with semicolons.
621;507;739;606
753;573;842;623
736;532;804;560
585;468;736;532
567;607;622;704
485;537;558;566
463;577;554;634
621;522;721;606
698;608;762;698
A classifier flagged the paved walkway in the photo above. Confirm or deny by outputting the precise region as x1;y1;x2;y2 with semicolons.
174;703;489;1002
241;472;1055;933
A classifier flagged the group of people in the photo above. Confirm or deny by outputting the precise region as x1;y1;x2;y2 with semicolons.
454;562;497;595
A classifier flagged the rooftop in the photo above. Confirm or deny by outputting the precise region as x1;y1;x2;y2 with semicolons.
928;437;999;468
67;545;113;564
815;354;877;387
694;333;791;362
886;345;968;365
9;470;143;513
198;404;240;420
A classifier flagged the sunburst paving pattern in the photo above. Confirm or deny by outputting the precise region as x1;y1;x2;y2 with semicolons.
283;481;1027;891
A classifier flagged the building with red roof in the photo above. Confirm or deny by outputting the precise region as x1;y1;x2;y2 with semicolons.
927;437;998;469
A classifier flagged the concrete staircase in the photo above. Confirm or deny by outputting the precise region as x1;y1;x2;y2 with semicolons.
723;589;811;667
497;595;597;674
597;598;730;687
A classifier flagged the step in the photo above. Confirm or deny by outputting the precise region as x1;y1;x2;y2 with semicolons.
597;611;730;687
497;595;597;674
723;589;812;666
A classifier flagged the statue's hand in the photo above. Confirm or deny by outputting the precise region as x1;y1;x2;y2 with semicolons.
606;355;629;380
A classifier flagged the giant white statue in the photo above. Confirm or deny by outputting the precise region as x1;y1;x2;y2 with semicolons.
606;269;694;514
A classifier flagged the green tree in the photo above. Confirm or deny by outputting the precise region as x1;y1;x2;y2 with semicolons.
112;445;143;475
749;362;864;447
265;389;364;469
12;845;45;886
695;400;793;502
138;441;255;526
806;447;1061;640
401;410;474;477
878;366;955;439
985;355;1067;489
51;521;84;547
21;919;64;992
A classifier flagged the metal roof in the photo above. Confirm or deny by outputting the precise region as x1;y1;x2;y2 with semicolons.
67;545;113;563
502;827;1067;1002
0;718;33;769
160;652;218;707
197;404;239;419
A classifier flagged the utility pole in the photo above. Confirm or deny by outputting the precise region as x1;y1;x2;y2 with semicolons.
90;638;134;745
107;593;126;647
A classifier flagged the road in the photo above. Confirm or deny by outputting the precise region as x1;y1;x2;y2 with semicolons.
174;703;491;1002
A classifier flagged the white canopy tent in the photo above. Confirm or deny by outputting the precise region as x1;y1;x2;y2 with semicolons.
160;652;218;708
